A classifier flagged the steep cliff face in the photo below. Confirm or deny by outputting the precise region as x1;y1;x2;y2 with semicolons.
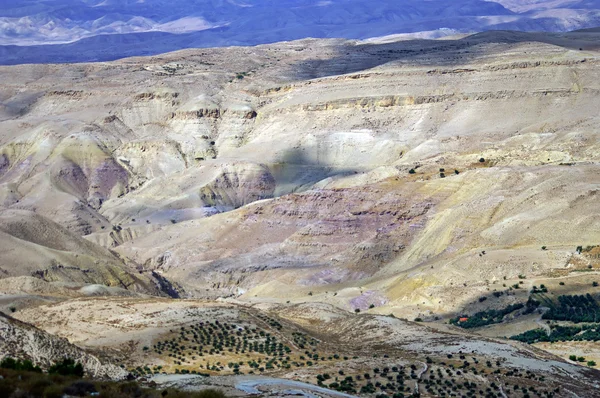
0;312;127;379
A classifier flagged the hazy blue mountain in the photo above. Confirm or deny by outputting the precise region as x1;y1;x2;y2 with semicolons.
0;0;599;64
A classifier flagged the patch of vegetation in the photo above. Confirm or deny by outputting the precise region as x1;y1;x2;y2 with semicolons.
0;358;41;373
49;358;84;377
0;366;227;398
531;284;548;294
292;332;320;350
146;318;330;377
256;314;283;330
578;245;598;253
450;299;540;329
314;357;560;397
511;324;600;344
541;294;600;323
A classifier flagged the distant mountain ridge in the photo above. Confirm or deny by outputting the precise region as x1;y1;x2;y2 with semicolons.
0;0;599;64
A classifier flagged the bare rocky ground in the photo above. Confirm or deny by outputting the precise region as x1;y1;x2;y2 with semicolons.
2;29;600;396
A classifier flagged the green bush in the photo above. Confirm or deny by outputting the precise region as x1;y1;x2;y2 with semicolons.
513;324;600;344
542;294;599;323
0;357;42;372
48;358;84;377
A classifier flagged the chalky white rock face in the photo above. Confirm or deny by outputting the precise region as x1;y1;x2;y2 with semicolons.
0;312;127;379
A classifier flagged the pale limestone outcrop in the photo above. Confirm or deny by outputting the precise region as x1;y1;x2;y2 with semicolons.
0;313;127;379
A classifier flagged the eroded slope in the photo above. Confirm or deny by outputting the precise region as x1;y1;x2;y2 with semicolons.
1;31;600;313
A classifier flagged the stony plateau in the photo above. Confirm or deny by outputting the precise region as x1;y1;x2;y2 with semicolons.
1;29;600;396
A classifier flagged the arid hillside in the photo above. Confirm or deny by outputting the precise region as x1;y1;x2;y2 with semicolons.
2;30;600;396
10;297;600;397
1;29;600;312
